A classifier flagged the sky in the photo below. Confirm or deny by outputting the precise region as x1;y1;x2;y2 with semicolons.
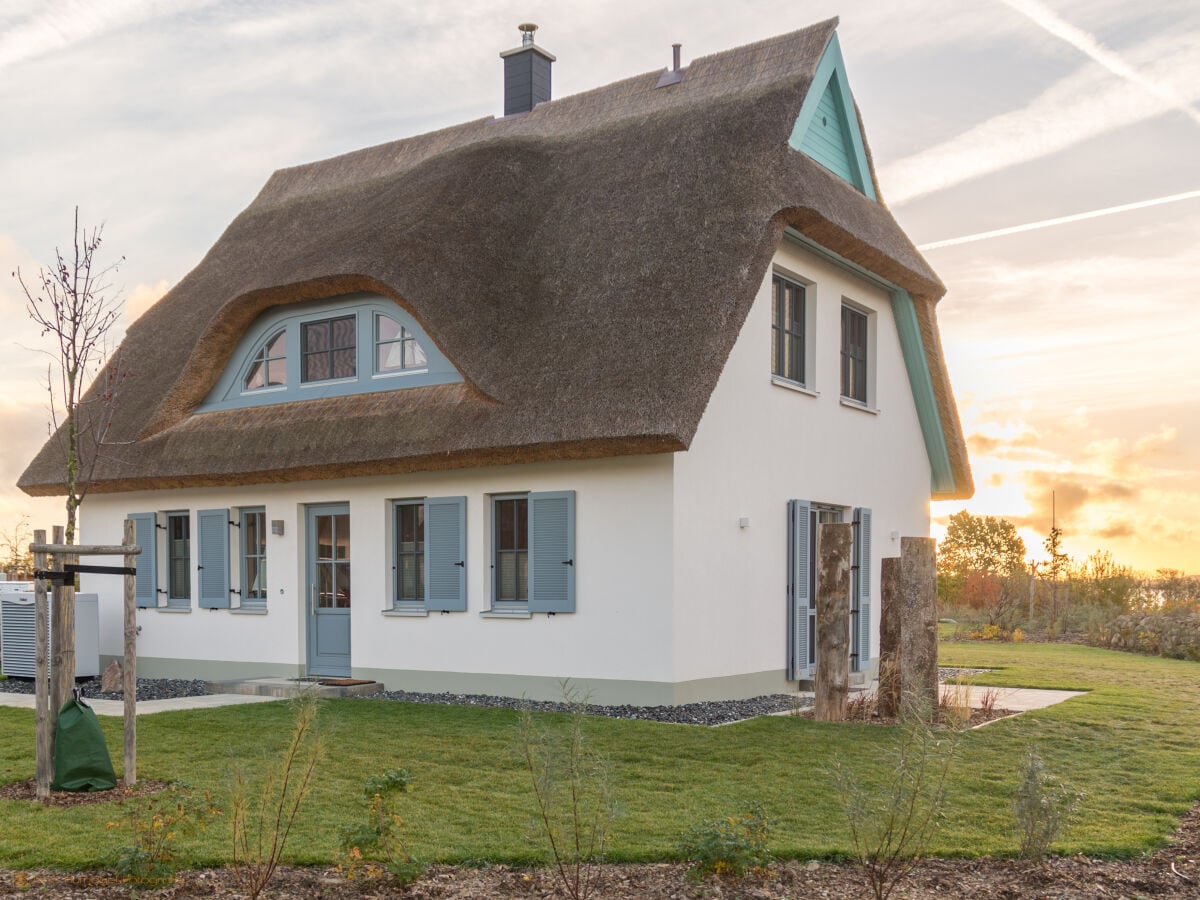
1;0;1197;574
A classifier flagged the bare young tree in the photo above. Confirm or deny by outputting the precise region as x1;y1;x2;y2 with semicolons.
15;208;126;546
14;208;126;713
1;516;34;579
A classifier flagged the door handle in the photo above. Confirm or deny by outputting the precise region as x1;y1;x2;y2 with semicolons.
310;584;316;615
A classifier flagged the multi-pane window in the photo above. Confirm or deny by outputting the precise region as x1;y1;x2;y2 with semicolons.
244;329;286;391
772;274;805;383
240;508;267;608
376;314;428;374
301;315;356;383
841;305;868;404
166;512;190;606
494;496;529;603
394;502;425;604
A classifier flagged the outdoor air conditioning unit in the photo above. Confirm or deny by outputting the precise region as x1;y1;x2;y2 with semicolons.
0;592;100;679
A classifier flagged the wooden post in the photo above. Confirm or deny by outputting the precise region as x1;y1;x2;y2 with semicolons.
815;523;852;722
50;524;73;733
877;556;902;719
899;537;939;720
32;530;51;802
122;518;138;786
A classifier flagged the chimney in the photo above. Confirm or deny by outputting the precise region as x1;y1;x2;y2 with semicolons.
500;23;556;116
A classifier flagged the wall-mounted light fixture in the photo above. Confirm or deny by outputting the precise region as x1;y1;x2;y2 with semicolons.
738;516;751;529
271;520;285;536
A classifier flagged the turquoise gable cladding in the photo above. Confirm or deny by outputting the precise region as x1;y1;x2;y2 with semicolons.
788;33;877;200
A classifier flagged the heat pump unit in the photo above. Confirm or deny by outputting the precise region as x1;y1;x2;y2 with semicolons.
0;593;100;679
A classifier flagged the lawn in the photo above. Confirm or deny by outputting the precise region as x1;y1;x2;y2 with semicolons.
2;640;1199;871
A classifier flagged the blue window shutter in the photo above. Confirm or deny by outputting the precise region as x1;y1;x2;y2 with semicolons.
528;491;575;613
854;507;873;670
424;496;467;612
197;508;230;609
787;500;811;681
128;513;158;607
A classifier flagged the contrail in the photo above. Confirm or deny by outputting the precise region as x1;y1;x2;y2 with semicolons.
999;0;1200;127
918;189;1200;250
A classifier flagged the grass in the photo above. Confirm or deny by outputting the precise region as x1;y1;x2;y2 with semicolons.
1;641;1199;870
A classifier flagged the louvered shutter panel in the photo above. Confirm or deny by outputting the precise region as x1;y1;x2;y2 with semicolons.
528;491;575;613
787;500;811;680
129;513;158;607
424;496;467;611
854;507;873;670
197;509;230;608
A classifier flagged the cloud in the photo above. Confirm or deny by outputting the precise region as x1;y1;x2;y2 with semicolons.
127;280;170;322
880;29;1200;204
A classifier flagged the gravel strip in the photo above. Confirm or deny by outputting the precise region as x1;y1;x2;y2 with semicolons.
0;677;811;726
359;689;810;726
938;667;995;681
0;677;211;702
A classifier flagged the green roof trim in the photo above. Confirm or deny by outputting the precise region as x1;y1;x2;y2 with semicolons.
788;32;877;200
783;228;955;494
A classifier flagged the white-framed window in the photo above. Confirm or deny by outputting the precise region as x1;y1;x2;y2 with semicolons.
239;507;267;609
201;294;461;413
772;273;806;384
166;511;191;608
243;329;286;392
388;497;466;613
376;314;428;374
840;301;874;407
487;491;576;614
302;314;357;383
393;500;426;606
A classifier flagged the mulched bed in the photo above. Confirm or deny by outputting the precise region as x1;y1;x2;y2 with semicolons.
0;778;168;807
3;804;1199;897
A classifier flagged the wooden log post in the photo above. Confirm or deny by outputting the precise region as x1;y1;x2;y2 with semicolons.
815;522;852;722
877;556;902;719
122;518;138;786
50;523;74;731
32;530;51;802
899;537;939;720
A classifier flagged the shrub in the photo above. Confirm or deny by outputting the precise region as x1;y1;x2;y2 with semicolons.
677;803;773;880
1012;747;1082;860
1011;627;1025;643
229;692;326;899
830;712;956;900
107;783;220;887
517;684;615;900
337;769;425;885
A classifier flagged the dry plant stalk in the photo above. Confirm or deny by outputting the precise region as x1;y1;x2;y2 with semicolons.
229;693;325;899
517;684;614;900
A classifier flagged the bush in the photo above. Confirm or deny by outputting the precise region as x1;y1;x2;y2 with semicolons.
1092;610;1200;661
676;803;773;880
337;769;425;884
107;784;220;887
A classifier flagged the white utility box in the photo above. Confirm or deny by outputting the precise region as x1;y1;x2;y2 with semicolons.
0;592;100;679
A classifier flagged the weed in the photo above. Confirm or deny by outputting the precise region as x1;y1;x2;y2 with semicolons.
977;687;1001;717
830;711;957;900
676;803;773;880
106;784;220;887
1013;747;1083;860
938;678;972;730
229;692;326;899
337;769;425;885
517;683;615;900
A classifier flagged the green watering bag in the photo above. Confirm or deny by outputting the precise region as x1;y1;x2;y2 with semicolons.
51;697;117;792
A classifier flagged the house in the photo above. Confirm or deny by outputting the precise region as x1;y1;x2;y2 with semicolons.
19;18;972;705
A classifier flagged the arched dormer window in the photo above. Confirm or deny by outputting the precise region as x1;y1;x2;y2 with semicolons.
200;292;461;413
244;329;287;391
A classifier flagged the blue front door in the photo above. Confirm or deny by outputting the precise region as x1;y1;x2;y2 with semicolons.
306;504;351;677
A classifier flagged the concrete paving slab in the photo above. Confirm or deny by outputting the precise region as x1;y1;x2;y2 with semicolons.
0;691;282;717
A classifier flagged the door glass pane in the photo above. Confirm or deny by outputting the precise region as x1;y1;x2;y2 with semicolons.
334;514;350;559
317;563;333;608
317;515;333;561
335;563;351;608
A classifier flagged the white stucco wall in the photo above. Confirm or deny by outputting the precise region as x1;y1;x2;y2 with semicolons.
671;238;932;685
79;454;675;698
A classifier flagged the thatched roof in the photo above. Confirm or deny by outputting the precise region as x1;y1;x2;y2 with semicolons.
20;18;973;499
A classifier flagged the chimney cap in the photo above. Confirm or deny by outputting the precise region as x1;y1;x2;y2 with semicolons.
500;23;556;61
519;23;538;43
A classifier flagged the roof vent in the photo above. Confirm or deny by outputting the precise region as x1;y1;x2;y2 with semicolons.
500;23;556;116
656;43;684;88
